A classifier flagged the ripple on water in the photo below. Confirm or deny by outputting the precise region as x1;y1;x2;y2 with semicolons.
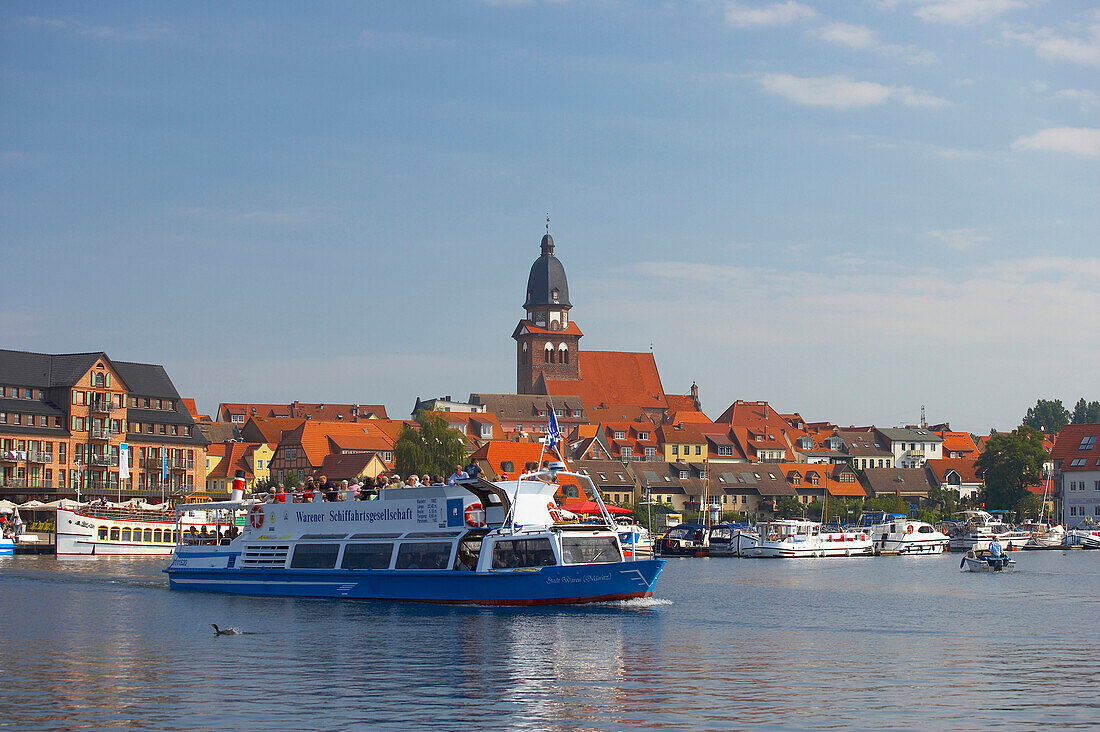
1;552;1099;730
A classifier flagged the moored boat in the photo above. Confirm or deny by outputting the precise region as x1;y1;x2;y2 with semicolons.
166;467;664;605
734;518;873;558
944;510;1029;552
1021;521;1066;549
616;521;654;557
57;501;236;557
654;523;710;557
1068;520;1100;548
857;512;949;555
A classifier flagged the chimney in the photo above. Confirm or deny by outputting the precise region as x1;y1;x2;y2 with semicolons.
690;381;699;411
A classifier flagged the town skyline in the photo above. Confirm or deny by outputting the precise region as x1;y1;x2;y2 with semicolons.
3;2;1097;434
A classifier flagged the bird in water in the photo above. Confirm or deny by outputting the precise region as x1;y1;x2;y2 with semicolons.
211;624;241;635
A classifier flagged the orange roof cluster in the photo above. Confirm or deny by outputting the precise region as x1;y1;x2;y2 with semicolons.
543;350;668;412
280;419;401;467
934;431;980;458
470;441;560;479
1051;423;1100;471
925;458;981;484
207;441;266;479
778;463;867;497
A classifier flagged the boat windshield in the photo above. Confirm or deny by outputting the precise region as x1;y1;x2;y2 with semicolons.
561;536;621;564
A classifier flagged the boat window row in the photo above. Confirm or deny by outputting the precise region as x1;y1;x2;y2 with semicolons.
277;535;622;571
97;526;179;543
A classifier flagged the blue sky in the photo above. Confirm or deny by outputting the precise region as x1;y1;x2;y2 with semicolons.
2;1;1097;432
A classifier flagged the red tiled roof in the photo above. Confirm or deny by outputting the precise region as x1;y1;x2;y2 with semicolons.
207;442;262;479
281;420;397;466
934;431;980;457
665;394;700;415
925;458;982;484
244;417;307;445
779;463;866;497
313;453;385;481
471;441;561;478
1051;423;1100;471
543;350;667;411
514;321;584;337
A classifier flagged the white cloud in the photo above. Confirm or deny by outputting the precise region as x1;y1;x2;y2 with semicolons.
811;22;936;64
1050;88;1099;111
929;228;990;249
1011;127;1100;157
911;0;1028;26
754;73;946;109
1002;21;1100;67
725;1;817;28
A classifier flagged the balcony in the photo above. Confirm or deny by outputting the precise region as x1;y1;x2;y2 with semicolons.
26;451;52;463
905;449;926;458
0;452;17;464
89;455;115;467
89;399;116;414
0;478;52;488
90;427;114;441
140;457;162;469
85;481;120;493
168;458;194;471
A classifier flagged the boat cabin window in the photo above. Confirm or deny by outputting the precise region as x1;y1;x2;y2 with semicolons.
290;543;340;569
561;536;621;564
710;526;732;540
491;538;556;569
121;528;132;542
455;535;484;571
395;542;451;570
667;527;691;540
917;525;933;534
98;527;108;540
341;542;394;570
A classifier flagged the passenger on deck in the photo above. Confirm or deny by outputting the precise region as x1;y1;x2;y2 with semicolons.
406;475;421;488
421;474;431;488
464;460;482;480
274;485;288;504
447;465;469;485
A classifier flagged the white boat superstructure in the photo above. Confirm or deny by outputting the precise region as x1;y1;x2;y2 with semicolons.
56;503;235;556
856;512;948;555
945;510;1029;552
1068;520;1100;548
1021;521;1066;549
734;519;873;558
616;522;654;557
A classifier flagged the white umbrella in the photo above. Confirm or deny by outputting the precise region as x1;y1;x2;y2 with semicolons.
19;500;46;509
42;500;65;509
0;499;17;513
58;499;84;510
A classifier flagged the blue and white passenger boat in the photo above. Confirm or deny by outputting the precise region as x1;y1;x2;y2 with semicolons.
166;465;665;606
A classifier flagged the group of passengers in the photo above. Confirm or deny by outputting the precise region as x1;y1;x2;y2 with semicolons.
266;461;486;504
185;524;240;546
1;512;23;540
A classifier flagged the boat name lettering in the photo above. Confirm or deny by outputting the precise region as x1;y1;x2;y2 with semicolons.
75;520;95;529
294;509;415;523
545;573;611;584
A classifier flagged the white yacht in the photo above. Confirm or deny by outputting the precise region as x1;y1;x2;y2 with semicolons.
733;519;873;558
856;512;949;555
1021;521;1066;549
944;510;1029;552
1068;519;1100;549
56;500;232;556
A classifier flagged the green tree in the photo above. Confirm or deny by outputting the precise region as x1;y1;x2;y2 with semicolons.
1014;493;1044;523
775;496;805;518
282;470;299;491
1071;398;1100;425
975;426;1048;510
864;495;910;515
1022;399;1070;433
927;483;958;519
395;413;467;478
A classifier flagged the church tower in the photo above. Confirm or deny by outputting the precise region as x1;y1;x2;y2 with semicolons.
512;225;582;394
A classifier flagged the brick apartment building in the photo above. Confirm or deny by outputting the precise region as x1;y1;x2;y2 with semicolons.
0;349;208;501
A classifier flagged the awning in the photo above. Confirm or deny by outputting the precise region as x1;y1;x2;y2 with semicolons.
561;499;633;515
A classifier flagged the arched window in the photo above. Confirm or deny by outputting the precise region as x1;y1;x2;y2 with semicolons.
121;527;131;542
153;529;163;543
521;342;528;365
144;529;153;542
558;343;568;364
97;526;108;540
551;288;560;303
544;343;553;364
109;527;120;541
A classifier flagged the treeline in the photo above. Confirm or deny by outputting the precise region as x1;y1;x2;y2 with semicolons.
1022;398;1100;433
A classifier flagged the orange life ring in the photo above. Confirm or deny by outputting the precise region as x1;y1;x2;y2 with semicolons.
547;501;562;522
464;502;486;528
906;524;914;534
248;505;264;529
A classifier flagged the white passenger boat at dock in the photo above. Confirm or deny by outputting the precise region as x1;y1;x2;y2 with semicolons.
166;466;665;606
56;499;232;557
733;519;873;558
856;512;949;555
944;510;1029;552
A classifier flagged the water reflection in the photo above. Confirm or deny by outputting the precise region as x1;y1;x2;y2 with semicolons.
2;553;1099;730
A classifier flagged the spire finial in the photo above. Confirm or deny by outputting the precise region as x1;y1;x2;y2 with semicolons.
546;213;550;235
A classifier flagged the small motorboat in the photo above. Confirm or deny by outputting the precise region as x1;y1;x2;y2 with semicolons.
960;548;1015;572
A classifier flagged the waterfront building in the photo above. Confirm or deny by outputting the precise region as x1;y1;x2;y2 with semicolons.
716;400;799;463
627;460;701;512
837;428;895;470
1051;423;1100;527
792;427;850;464
573;459;638;505
0;349;207;501
924;458;983;500
874;427;943;468
933;430;981;460
657;423;708;463
858;467;936;506
780;462;867;505
710;466;793;519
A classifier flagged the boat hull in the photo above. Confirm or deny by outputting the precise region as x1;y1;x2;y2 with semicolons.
166;558;666;606
55;506;225;557
0;539;13;556
876;537;948;555
961;556;1015;572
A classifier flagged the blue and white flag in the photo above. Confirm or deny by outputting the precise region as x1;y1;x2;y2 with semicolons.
162;445;168;485
546;408;561;449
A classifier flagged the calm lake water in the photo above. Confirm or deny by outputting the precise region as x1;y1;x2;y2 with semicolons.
1;551;1097;731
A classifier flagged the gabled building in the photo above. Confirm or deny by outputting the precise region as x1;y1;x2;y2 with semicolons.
709;465;796;519
1051;423;1100;527
875;427;943;469
411;396;486;417
469;440;555;481
268;420;398;485
838;428;894;470
573;459;637;505
717;400;799;463
781;463;866;503
934;431;981;460
205;441;274;496
597;421;660;463
657;423;708;463
627;460;702;512
859;467;936;506
0;349;207;500
217;401;387;424
925;458;982;500
792;429;849;464
469;393;588;438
